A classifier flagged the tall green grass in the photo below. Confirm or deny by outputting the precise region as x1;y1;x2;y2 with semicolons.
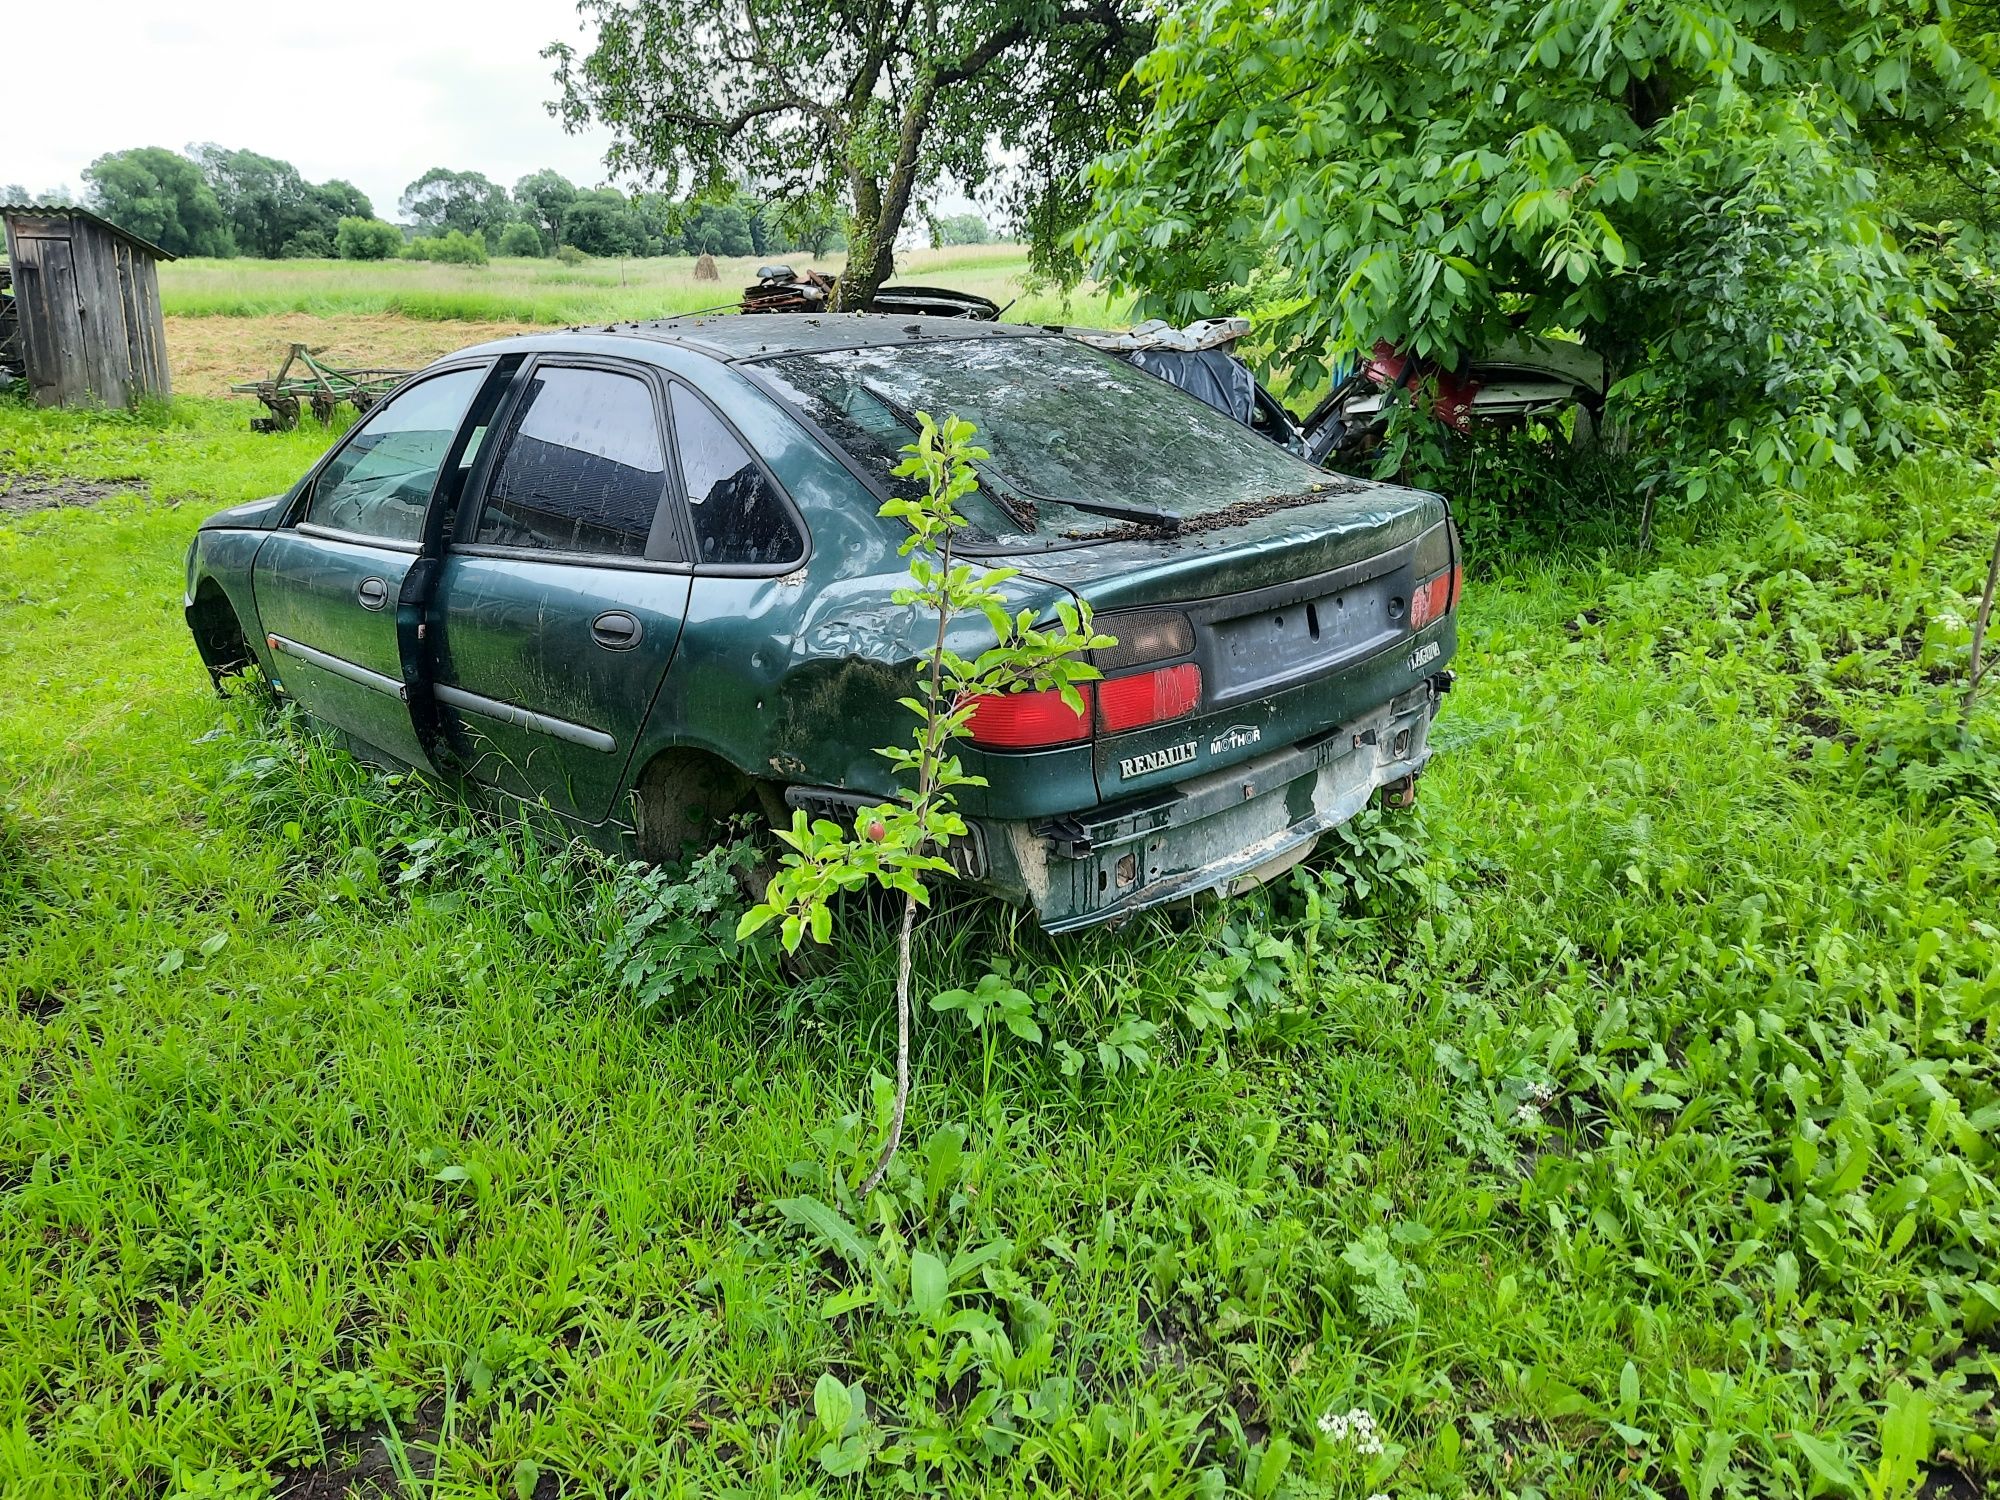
2;392;1996;1497
159;246;1131;328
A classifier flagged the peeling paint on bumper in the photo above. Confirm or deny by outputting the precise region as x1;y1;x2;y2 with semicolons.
977;685;1438;932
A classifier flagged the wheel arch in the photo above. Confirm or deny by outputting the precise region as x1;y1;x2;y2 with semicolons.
186;573;255;683
624;741;786;863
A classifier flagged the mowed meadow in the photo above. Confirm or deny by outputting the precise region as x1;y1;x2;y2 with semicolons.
156;246;1130;397
1;268;1998;1497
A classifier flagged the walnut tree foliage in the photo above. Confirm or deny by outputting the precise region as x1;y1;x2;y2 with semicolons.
546;0;1149;306
1083;0;2000;500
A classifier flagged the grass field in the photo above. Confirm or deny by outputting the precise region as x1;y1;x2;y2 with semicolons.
158;246;1123;328
155;247;1129;401
2;389;1998;1498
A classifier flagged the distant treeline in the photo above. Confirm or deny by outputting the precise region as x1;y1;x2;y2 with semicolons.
7;149;1000;263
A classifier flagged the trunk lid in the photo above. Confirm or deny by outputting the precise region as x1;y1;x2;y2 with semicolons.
1015;480;1454;799
1014;476;1442;610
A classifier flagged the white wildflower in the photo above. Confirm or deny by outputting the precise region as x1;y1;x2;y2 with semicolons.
1318;1405;1384;1453
1530;1081;1556;1104
1514;1102;1539;1125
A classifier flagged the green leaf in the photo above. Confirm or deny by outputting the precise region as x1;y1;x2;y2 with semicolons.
822;1285;876;1318
812;1372;853;1437
1790;1431;1859;1492
1435;1422;1461;1470
775;1196;873;1266
909;1250;949;1319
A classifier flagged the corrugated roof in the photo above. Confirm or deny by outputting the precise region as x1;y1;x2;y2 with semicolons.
0;205;178;262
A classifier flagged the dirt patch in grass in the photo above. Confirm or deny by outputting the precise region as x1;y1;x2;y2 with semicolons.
166;313;538;400
280;1401;442;1499
14;989;65;1022
0;474;145;514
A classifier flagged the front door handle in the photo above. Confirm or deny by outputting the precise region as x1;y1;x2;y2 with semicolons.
591;610;643;650
357;576;390;611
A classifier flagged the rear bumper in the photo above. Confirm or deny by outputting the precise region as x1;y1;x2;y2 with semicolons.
975;679;1441;932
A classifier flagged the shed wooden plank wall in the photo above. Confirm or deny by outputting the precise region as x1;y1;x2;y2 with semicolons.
2;213;170;408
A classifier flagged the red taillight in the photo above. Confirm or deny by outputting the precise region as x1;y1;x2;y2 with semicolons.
965;662;1205;749
966;686;1094;749
1096;662;1202;733
1409;565;1462;630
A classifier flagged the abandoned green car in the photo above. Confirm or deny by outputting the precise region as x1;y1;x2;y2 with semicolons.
183;314;1460;932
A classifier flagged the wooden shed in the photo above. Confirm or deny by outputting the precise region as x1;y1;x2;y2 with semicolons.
1;205;173;408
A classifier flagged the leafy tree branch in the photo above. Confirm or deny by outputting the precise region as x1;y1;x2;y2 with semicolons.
547;0;1148;307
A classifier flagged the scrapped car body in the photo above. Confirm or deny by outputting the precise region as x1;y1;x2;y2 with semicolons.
184;314;1460;932
1074;318;1605;466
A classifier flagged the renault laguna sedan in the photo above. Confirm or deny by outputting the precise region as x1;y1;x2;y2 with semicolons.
184;314;1459;932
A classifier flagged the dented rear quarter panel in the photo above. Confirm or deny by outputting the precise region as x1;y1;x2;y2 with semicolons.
625;354;1100;818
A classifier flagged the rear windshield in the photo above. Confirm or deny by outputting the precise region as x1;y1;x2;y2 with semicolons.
756;335;1325;549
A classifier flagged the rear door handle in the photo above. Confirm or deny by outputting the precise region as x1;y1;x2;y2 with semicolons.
591;610;643;650
357;576;389;610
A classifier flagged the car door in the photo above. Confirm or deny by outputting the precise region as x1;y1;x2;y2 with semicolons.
632;378;815;774
251;364;491;770
429;357;692;825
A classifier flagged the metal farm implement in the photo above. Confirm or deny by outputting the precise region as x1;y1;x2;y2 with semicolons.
232;344;411;431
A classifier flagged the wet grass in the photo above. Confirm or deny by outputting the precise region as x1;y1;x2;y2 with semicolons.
1;393;1997;1497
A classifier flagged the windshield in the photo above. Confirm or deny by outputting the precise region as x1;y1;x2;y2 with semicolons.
757;336;1326;549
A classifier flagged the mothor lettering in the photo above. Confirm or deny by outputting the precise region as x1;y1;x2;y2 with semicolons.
1409;640;1442;671
1119;740;1198;779
1210;723;1261;755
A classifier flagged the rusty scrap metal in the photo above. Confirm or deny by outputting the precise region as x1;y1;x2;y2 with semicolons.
230;343;411;433
742;265;836;314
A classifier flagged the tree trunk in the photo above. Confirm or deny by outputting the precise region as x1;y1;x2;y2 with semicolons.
859;890;919;1196
834;80;936;311
1964;519;2000;725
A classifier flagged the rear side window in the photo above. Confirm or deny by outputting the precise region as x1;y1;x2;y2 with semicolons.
670;386;803;567
475;366;666;557
308;368;485;541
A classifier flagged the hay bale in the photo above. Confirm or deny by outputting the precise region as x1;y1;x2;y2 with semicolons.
694;254;719;282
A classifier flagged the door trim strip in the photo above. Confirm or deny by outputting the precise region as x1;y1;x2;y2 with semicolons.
267;634;407;699
434;684;617;753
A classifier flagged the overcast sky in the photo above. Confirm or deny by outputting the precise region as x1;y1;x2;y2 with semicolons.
9;1;626;219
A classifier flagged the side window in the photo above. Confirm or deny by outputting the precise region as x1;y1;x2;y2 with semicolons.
474;366;666;558
670;386;804;566
306;368;485;541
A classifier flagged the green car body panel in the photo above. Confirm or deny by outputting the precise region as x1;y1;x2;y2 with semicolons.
184;314;1459;931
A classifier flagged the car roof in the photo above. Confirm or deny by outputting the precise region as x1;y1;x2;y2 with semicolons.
513;311;1056;364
